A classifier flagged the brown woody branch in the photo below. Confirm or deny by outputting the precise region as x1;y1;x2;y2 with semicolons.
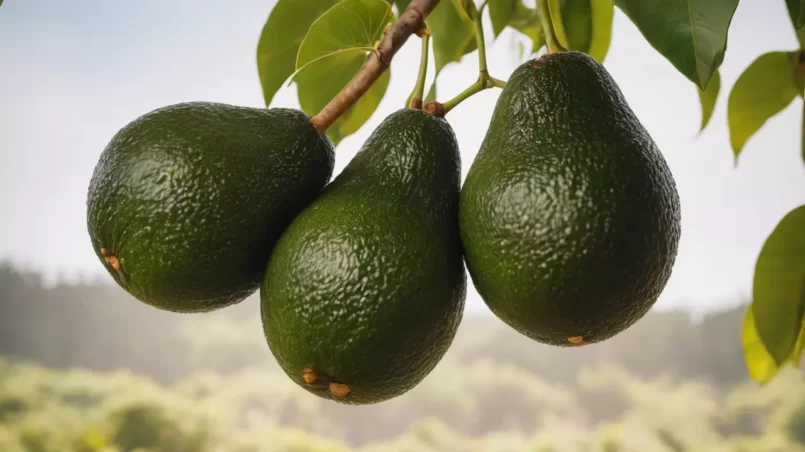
309;0;442;134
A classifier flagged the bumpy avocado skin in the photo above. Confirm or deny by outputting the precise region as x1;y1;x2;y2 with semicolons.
459;52;681;346
87;102;334;313
261;109;466;405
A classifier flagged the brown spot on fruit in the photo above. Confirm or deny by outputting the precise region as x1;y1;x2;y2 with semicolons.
108;256;121;271
100;248;110;256
568;336;584;345
532;53;559;69
329;383;351;398
302;368;317;384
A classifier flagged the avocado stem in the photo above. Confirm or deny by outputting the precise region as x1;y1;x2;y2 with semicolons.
408;28;431;109
435;1;507;116
472;2;488;76
537;0;567;54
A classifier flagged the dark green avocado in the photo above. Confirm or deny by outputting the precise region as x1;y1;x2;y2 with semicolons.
87;102;334;313
261;109;466;405
459;52;681;347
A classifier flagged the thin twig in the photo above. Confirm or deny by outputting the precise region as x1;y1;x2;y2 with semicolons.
310;0;442;134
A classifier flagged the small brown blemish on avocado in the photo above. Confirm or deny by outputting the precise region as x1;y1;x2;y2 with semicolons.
100;248;110;256
532;53;559;69
107;255;121;271
302;368;317;384
329;383;351;398
568;336;584;345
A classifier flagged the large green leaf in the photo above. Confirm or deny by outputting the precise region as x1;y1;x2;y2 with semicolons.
547;0;571;49
509;1;544;54
256;0;340;106
393;0;412;13
728;52;799;158
793;313;805;366
614;0;739;90
587;0;614;62
297;55;391;146
789;0;805;29
697;70;720;132
294;0;395;145
753;205;805;365
743;307;805;384
296;0;394;72
742;307;780;384
489;0;516;37
427;0;477;76
555;0;613;62
562;0;592;52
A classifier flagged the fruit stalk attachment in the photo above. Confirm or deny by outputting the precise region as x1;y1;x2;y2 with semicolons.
309;0;442;134
409;28;431;109
428;1;506;116
537;0;567;54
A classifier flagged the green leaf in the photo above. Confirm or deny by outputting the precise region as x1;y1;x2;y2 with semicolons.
294;0;395;145
744;306;805;384
550;0;612;62
427;0;477;75
753;205;805;364
697;70;720;132
296;0;394;72
426;82;437;103
509;1;544;54
587;0;614;62
792;314;805;366
454;0;474;21
614;0;739;89
296;55;391;146
547;0;571;50
797;26;805;48
393;0;412;13
256;0;340;106
789;0;805;29
742;307;780;384
489;0;516;37
728;52;799;158
562;0;592;52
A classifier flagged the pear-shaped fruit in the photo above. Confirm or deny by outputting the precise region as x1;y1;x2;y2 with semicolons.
261;109;466;405
87;102;334;313
459;52;681;347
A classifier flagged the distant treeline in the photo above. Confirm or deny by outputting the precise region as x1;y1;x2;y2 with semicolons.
0;262;749;386
3;263;805;451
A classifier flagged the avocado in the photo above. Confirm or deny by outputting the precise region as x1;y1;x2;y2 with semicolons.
87;102;334;313
261;109;466;405
459;52;681;347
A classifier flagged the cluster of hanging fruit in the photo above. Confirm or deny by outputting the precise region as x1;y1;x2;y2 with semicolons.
86;50;680;405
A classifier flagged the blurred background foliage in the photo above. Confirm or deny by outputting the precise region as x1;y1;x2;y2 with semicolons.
1;262;804;452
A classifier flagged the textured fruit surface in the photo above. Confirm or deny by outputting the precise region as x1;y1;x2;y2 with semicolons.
87;102;334;313
261;109;466;405
459;52;681;346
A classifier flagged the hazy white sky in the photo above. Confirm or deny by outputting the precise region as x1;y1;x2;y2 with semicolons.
1;0;803;315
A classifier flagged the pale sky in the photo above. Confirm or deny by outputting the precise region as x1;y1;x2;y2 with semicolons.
1;0;803;315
